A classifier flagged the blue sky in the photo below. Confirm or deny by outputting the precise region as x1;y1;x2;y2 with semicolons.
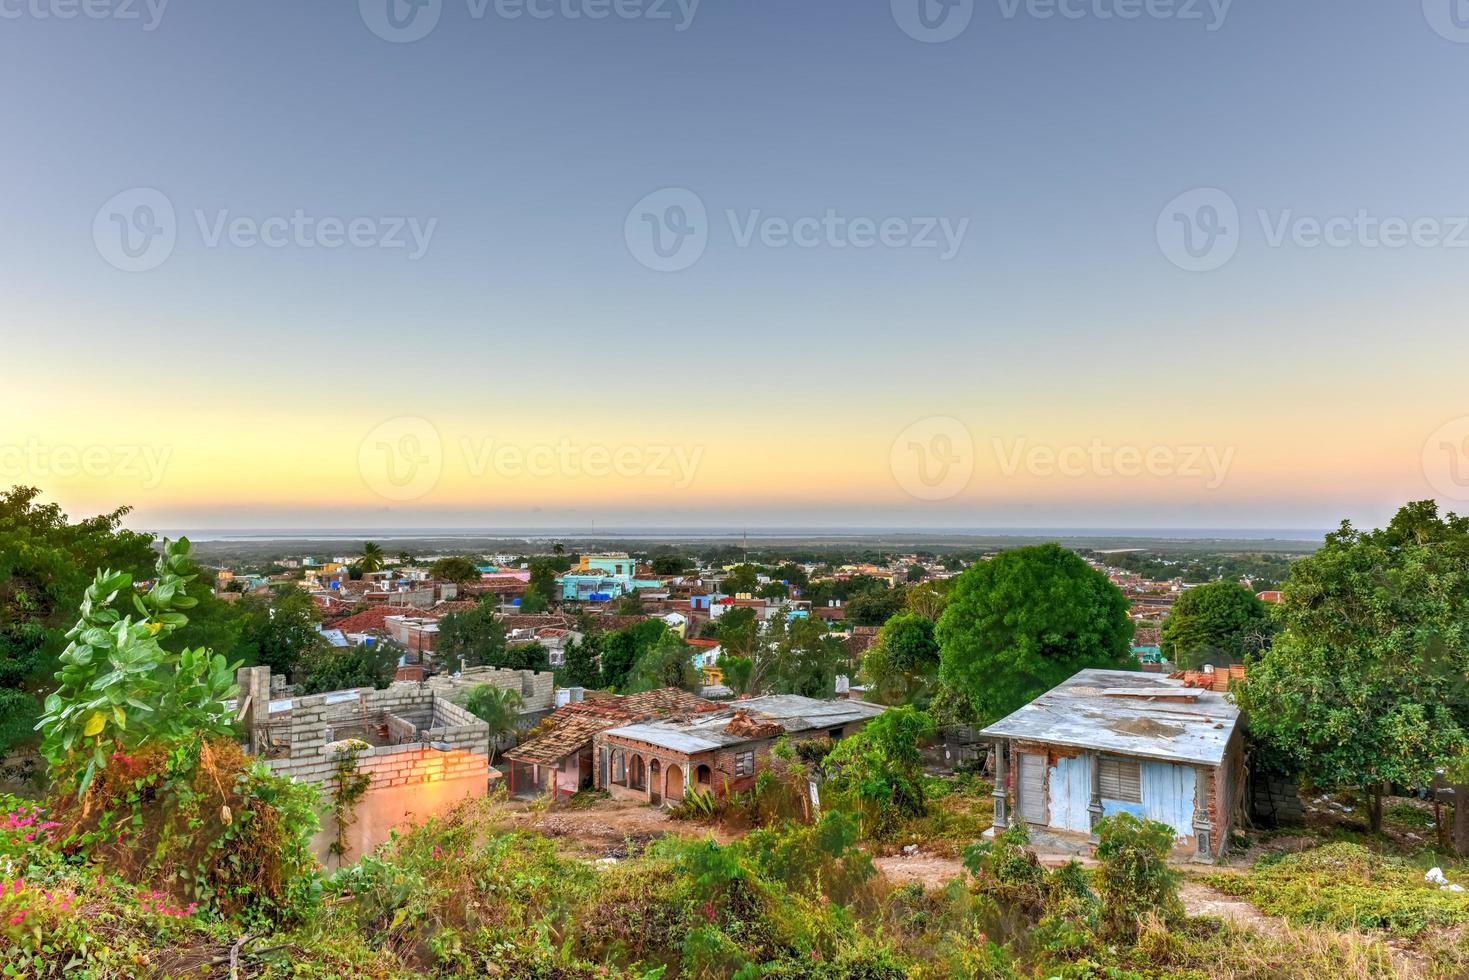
3;1;1468;530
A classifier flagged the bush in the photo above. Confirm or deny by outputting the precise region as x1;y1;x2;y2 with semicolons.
1206;842;1469;936
1092;813;1183;941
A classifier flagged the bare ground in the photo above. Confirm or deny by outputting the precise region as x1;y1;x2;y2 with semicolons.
503;797;737;859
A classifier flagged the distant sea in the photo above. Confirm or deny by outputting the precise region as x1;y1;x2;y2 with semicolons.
156;526;1328;544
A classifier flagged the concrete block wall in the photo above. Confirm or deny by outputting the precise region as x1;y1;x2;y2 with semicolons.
267;683;489;783
428;667;556;715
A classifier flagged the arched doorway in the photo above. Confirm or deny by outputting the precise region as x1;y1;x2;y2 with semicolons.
665;764;685;802
695;764;712;792
649;760;662;805
630;755;646;791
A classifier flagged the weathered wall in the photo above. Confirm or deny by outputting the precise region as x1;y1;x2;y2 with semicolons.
313;746;491;867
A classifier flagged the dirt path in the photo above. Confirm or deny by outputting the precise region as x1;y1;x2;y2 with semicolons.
872;852;968;887
1177;879;1285;936
505;798;737;859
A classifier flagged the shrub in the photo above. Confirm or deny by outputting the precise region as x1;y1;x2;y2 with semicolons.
1092;812;1183;941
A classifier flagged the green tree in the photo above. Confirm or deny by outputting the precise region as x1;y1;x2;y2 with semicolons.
561;634;602;688
429;556;482;585
751;615;844;698
522;560;558;611
1160;581;1274;669
862;611;940;706
234;587;324;680
0;487;156;750
357;541;385;573
464;684;524;766
1234;501;1469;835
937;543;1135;724
845;586;904;627
823;706;935;839
651;554;691;575
599;620;668;689
625;631;701;693
298;640;397;694
723;564;760;596
437;601;509;669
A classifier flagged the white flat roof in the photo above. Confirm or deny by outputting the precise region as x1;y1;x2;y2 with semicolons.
979;669;1240;767
602;695;886;755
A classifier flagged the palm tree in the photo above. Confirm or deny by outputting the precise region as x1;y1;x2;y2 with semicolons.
358;542;385;573
464;684;524;767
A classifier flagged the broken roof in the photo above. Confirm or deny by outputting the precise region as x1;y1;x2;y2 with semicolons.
980;668;1240;767
601;695;886;756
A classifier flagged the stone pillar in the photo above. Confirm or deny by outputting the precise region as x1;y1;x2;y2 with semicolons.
990;741;1009;832
236;665;272;755
1193;766;1214;859
1087;751;1104;841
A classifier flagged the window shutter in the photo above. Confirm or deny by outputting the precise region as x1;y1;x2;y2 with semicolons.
1098;759;1142;803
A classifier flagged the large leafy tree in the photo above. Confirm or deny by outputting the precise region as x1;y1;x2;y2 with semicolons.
437;601;509;669
0;487;156;750
624;632;701;693
937;543;1135;724
231;586;323;679
1159;581;1275;669
862;611;940;707
1235;501;1469;835
750;615;845;698
429;556;482;585
599;620;669;689
297;641;397;695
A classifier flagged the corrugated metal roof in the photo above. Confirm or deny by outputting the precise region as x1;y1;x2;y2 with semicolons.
979;668;1240;767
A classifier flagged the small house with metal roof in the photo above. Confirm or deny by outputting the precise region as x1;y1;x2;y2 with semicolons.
980;668;1243;858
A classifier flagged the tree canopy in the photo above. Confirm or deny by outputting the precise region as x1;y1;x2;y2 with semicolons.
1234;501;1469;829
1159;581;1274;669
936;543;1135;724
862;611;941;706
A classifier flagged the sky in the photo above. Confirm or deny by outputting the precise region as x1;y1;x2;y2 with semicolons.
3;0;1469;532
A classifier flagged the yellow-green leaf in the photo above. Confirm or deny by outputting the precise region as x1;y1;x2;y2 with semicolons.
83;711;106;737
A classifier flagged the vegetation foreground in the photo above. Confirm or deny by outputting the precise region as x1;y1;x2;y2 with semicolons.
4;781;1469;979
